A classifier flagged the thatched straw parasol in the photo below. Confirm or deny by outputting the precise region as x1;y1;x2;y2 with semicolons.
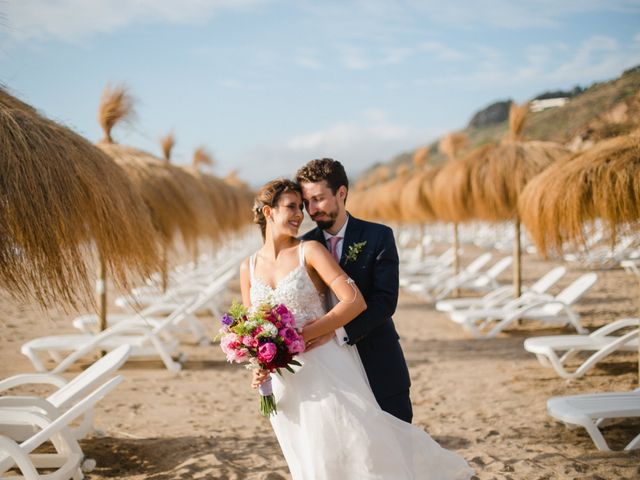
431;132;473;277
0;87;159;310
97;86;202;304
519;131;640;379
473;103;570;296
160;138;225;265
376;164;411;223
520;131;640;257
400;166;440;224
413;145;430;170
223;171;254;232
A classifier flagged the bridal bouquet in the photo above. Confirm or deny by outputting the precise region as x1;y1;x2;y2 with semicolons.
217;301;305;416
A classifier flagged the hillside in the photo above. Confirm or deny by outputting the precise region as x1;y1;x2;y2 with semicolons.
376;65;640;177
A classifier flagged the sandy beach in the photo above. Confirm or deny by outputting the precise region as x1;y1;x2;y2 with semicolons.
1;241;639;480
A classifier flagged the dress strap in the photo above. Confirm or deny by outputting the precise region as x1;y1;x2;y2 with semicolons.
298;241;305;267
249;253;257;281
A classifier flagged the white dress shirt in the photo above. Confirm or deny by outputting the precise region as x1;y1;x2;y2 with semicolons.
323;217;350;346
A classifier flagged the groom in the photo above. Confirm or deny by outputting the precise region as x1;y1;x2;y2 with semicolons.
295;158;413;424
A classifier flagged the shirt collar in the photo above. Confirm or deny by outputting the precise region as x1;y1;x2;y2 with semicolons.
323;214;349;241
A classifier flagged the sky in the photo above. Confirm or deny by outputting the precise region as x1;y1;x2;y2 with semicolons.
1;0;640;186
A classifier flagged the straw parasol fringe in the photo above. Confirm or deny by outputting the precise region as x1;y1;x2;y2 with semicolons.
439;132;469;162
472;103;569;296
432;143;489;223
97;86;204;300
159;132;175;163
99;84;134;143
413;146;430;169
400;166;440;224
0;88;160;310
375;165;411;223
193;146;214;171
519;132;640;257
508;102;529;141
472;140;569;222
433;132;473;281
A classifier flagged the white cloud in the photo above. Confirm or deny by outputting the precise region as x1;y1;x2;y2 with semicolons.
380;46;414;65
219;78;244;89
294;48;323;70
233;110;444;185
2;0;267;42
339;45;370;70
414;33;640;93
405;0;640;30
418;41;464;61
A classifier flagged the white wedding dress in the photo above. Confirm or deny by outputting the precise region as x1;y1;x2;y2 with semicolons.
249;242;473;480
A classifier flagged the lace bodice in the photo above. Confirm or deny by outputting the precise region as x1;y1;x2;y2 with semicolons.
249;242;326;327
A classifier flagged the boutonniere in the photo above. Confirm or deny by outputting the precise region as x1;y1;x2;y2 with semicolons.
344;241;367;264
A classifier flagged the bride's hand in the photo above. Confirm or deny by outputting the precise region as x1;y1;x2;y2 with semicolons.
304;331;334;351
251;368;270;389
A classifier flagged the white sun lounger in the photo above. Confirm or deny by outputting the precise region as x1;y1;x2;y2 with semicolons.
0;345;131;441
74;266;237;345
407;252;493;301
20;273;235;373
547;388;640;451
0;376;122;480
436;266;566;313
432;255;512;300
523;318;639;379
448;273;597;338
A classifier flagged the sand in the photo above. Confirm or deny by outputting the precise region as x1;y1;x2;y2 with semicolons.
1;243;639;479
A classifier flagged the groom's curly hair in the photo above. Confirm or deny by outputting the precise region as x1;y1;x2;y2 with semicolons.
295;158;349;195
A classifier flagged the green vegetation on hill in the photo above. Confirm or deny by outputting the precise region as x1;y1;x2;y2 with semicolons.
375;66;640;178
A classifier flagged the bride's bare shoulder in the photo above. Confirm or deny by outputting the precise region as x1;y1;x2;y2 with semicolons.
303;240;326;254
239;256;251;272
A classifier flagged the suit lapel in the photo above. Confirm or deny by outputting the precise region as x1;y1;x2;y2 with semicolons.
304;226;326;247
341;214;364;267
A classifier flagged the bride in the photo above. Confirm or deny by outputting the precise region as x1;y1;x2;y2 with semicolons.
239;178;473;480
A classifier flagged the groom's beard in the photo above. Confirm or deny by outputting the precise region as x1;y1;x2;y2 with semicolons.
311;209;338;230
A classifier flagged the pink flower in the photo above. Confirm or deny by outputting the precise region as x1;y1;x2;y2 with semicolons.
257;342;277;363
287;339;305;354
279;327;299;345
279;312;295;327
220;333;243;363
235;347;249;361
241;335;258;348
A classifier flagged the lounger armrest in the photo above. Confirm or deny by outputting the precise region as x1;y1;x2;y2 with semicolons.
0;373;67;393
591;318;640;337
505;300;586;333
482;286;512;303
0;396;61;418
504;300;567;321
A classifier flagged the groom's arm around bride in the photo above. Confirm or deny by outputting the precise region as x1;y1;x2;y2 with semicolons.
296;158;413;424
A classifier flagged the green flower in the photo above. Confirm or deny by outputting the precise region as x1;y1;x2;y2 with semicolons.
344;241;367;264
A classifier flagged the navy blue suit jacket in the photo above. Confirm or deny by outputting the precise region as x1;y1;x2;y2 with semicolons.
302;215;412;418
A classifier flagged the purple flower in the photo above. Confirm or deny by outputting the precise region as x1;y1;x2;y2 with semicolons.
221;313;233;326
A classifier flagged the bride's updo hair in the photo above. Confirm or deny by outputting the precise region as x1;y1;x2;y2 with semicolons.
253;178;302;239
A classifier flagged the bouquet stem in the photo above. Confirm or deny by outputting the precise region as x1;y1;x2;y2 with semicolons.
258;376;277;416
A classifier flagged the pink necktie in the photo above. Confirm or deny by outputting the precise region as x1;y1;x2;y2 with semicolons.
327;236;342;263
